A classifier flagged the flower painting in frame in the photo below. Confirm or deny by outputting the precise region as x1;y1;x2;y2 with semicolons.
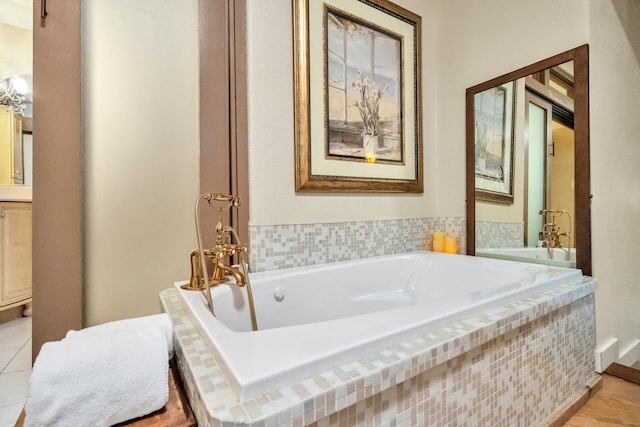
326;11;401;164
293;0;423;193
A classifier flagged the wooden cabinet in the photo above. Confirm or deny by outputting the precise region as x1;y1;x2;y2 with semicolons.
0;106;24;185
0;202;32;312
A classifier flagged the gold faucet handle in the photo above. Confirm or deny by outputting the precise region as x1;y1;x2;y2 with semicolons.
203;193;240;209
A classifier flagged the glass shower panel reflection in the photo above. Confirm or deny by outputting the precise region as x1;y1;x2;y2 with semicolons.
527;101;546;247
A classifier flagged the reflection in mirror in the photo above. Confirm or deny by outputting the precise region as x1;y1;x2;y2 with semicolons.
0;75;33;186
466;46;591;275
0;0;33;188
0;74;33;117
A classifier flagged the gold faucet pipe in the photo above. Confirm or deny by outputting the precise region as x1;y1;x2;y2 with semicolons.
239;252;258;331
195;194;215;314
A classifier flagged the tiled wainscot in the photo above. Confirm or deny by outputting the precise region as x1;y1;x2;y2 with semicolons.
249;218;466;272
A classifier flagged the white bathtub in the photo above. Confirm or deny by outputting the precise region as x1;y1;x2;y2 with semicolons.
175;251;582;401
476;247;577;268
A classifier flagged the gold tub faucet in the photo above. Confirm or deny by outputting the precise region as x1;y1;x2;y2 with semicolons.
183;193;258;331
538;209;572;260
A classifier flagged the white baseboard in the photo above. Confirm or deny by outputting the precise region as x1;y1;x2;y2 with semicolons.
595;337;619;372
619;338;640;367
595;337;640;372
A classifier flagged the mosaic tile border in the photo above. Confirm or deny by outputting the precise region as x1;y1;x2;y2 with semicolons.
249;217;466;272
160;275;596;427
476;220;524;249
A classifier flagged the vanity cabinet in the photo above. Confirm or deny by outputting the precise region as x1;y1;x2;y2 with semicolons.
0;106;24;185
0;202;32;312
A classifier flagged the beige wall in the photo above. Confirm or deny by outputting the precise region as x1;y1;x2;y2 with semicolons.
0;22;31;79
82;0;199;326
589;0;640;366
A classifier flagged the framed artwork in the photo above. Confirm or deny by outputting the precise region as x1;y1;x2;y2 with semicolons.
474;81;515;203
293;0;423;193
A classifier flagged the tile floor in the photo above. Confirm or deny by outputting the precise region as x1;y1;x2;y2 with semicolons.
0;317;31;427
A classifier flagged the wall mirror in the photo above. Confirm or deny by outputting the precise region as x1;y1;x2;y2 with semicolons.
465;45;591;276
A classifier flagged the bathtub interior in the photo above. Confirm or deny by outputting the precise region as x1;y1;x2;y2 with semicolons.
175;252;583;401
204;252;578;332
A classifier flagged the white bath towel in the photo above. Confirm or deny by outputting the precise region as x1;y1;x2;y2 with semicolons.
65;313;174;357
23;325;169;427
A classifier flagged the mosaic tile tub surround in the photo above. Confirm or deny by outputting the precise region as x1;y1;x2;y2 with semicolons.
160;275;596;426
249;217;466;272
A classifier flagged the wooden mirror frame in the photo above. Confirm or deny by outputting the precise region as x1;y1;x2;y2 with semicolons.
465;45;591;276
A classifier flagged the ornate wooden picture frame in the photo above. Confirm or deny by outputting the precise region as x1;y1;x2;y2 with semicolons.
293;0;423;193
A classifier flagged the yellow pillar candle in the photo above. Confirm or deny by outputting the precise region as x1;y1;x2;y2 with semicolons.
444;236;458;254
432;232;445;252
